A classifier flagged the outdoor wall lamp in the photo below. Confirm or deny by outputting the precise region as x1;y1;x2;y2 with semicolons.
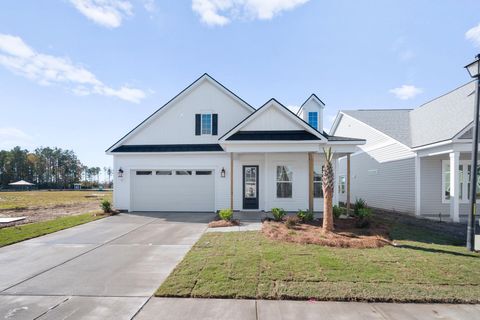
220;167;226;178
465;53;480;252
118;168;124;178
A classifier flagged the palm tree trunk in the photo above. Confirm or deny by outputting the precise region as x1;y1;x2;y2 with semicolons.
323;189;334;232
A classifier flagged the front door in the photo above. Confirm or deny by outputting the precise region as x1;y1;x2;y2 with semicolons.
243;165;259;209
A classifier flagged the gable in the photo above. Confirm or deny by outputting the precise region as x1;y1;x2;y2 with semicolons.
107;75;253;152
242;106;305;131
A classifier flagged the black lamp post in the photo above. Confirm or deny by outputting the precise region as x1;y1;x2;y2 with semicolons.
465;54;480;252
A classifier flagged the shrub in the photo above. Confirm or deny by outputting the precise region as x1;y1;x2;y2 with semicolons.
285;216;299;229
333;205;345;219
353;198;367;216
218;208;233;221
271;208;286;221
100;199;112;213
297;209;314;223
356;207;372;228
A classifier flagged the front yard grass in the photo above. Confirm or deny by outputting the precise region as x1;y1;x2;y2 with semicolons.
0;212;105;247
156;217;480;303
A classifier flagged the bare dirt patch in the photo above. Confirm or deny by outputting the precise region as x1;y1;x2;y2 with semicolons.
208;219;241;228
262;218;391;248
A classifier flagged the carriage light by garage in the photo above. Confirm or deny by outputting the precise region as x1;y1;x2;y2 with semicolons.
118;168;124;178
221;167;226;178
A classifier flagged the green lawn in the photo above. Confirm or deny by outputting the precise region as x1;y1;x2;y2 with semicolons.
0;190;112;210
0;213;105;247
156;218;480;303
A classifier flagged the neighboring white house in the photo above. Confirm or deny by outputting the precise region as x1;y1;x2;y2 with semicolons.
106;74;364;213
330;81;477;222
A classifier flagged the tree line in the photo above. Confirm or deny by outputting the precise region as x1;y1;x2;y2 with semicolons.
0;146;112;189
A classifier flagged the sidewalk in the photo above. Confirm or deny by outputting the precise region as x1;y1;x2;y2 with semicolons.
135;298;480;320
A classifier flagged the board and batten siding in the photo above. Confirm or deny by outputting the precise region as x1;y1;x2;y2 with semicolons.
334;114;416;214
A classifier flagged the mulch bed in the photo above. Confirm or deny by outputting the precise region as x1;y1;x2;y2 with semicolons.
208;219;241;228
262;218;391;248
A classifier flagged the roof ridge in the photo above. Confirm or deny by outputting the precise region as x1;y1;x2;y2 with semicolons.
412;80;475;112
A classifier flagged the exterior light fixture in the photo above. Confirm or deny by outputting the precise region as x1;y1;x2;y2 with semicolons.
221;167;226;178
118;168;124;178
465;53;480;252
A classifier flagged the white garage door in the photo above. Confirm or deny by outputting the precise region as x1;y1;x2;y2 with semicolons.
131;169;215;212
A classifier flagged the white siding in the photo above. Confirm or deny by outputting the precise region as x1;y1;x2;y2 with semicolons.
419;156;449;217
299;98;324;130
242;107;304;131
123;79;252;145
334;114;416;214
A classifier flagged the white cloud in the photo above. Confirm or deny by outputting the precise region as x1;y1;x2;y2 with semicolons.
0;127;33;150
287;105;300;114
192;0;310;26
0;34;146;103
142;0;156;13
70;0;133;28
389;85;422;100
466;23;480;47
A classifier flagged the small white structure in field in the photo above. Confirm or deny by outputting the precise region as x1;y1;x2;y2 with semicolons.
8;180;35;190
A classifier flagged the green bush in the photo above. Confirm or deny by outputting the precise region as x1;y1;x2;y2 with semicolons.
285;216;299;229
297;209;314;223
353;198;367;216
355;207;372;228
100;199;112;213
333;205;345;219
218;208;233;221
271;208;286;221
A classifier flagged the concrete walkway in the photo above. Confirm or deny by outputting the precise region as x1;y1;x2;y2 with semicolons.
136;298;480;320
0;212;214;319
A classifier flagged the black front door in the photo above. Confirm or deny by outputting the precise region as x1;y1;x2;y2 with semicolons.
243;165;259;210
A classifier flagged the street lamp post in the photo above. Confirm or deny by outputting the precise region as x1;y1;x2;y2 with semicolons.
465;54;480;252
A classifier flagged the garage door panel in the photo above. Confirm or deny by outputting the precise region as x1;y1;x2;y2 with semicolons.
132;170;214;212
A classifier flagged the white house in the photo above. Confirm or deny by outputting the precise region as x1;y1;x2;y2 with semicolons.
331;81;478;222
106;74;364;213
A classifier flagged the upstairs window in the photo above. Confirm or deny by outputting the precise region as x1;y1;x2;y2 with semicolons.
201;114;212;135
308;112;318;130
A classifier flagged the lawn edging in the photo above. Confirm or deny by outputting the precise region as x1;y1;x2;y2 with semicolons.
0;211;106;247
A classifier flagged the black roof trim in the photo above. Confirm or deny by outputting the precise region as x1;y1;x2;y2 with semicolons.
296;93;325;115
106;73;255;152
226;130;321;141
219;97;329;141
111;144;224;153
324;134;366;142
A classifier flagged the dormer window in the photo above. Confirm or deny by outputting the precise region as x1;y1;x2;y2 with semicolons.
201;114;212;135
308;112;318;130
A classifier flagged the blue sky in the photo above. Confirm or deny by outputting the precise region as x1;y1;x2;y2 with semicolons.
1;0;480;168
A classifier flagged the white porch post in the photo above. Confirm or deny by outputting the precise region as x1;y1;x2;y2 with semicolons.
415;155;421;216
449;151;460;222
230;152;234;210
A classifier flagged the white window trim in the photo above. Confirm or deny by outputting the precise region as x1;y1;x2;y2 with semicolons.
313;167;323;199
441;160;470;204
275;164;293;199
200;113;213;135
338;175;346;194
308;111;318;130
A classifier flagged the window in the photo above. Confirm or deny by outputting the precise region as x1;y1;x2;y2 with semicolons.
201;114;212;135
338;176;346;194
136;171;152;175
314;168;323;198
442;160;480;202
195;170;212;175
308;112;318;130
276;165;293;198
176;170;192;175
156;170;172;175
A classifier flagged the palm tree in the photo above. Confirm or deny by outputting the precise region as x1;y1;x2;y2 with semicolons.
322;147;334;233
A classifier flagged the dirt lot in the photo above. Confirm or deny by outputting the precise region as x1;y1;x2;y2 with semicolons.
0;191;112;226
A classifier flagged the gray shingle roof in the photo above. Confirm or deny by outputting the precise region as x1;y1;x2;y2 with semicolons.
341;81;476;148
342;109;412;146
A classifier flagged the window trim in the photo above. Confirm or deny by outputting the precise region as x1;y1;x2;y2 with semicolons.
338;175;346;194
307;111;318;130
275;165;293;199
313;167;323;198
441;160;475;204
200;113;213;135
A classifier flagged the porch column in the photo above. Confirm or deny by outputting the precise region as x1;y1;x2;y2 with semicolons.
308;152;314;212
415;155;421;216
449;151;460;222
346;153;351;215
230;152;234;210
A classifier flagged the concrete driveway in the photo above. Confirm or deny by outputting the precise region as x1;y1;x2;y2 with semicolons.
0;212;214;319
